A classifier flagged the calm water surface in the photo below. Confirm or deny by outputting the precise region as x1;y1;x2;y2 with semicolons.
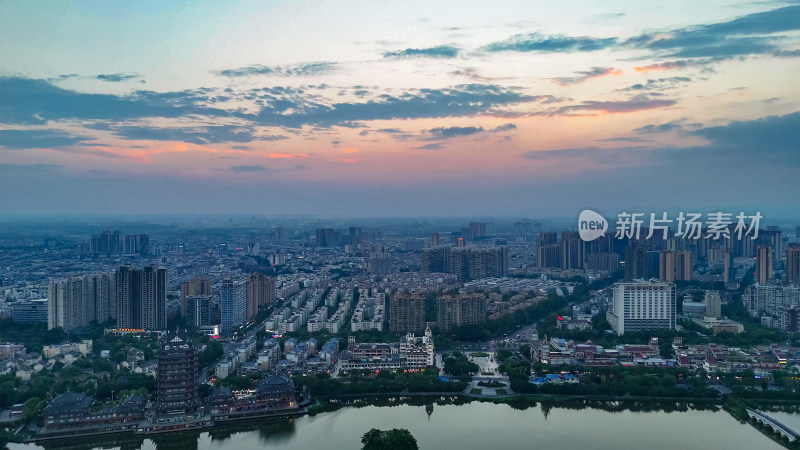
10;400;784;450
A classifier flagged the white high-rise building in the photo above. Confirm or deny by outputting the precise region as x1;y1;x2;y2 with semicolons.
220;279;246;332
607;280;676;335
48;273;114;331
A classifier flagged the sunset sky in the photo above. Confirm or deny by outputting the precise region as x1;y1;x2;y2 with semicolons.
1;0;798;217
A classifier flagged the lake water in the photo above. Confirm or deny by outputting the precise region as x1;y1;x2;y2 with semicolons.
10;398;785;450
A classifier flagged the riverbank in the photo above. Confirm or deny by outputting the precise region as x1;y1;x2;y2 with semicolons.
23;404;309;445
309;391;800;448
12;391;800;450
10;394;797;450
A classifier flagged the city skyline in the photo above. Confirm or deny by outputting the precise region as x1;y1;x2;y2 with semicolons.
1;1;799;217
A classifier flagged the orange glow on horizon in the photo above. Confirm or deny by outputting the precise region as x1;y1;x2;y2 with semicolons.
269;152;310;158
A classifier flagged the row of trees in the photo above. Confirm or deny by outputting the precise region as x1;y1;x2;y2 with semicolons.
0;319;67;355
447;295;570;342
295;367;466;397
508;363;717;399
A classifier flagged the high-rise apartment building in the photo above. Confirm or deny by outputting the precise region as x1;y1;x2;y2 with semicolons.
467;222;490;240
272;226;287;241
140;266;167;331
676;250;692;281
180;278;211;317
744;283;800;330
537;231;560;269
156;332;198;416
723;250;733;284
756;245;773;285
513;219;534;236
606;280;676;335
430;233;440;247
421;245;508;281
123;234;150;255
90;231;124;255
369;252;392;275
787;245;800;285
448;246;508;281
185;295;212;328
348;227;362;244
315;228;339;247
560;231;584;270
389;294;425;333
437;294;487;332
704;290;722;319
624;243;647;281
420;246;449;273
220;279;246;332
90;231;148;255
585;252;620;272
246;272;276;321
115;265;167;331
48;273;114;331
646;250;661;280
658;250;676;282
765;226;782;269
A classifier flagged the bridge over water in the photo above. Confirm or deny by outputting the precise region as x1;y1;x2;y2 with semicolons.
747;408;800;443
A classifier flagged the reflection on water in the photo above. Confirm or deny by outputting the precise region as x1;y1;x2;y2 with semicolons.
24;418;299;450
9;397;783;450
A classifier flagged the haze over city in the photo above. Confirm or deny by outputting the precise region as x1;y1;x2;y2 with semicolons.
1;0;798;217
4;2;800;450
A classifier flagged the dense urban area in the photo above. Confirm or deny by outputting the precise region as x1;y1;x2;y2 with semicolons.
1;216;800;448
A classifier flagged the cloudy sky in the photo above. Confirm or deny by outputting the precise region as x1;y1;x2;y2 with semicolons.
0;0;798;218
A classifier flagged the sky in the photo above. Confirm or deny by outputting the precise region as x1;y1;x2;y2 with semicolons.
0;0;799;218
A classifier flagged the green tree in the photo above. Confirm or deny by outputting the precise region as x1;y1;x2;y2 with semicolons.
361;428;418;450
21;397;44;423
110;351;127;363
443;351;479;376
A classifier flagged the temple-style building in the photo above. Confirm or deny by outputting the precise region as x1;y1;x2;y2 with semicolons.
39;392;145;439
156;332;199;416
209;374;300;421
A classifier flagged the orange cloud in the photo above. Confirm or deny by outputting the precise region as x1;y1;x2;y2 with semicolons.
634;60;692;74
269;152;310;158
554;67;622;86
342;148;359;153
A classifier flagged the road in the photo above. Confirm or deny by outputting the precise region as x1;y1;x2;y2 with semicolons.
198;313;273;385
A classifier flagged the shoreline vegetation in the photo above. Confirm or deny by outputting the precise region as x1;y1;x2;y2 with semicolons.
14;393;800;450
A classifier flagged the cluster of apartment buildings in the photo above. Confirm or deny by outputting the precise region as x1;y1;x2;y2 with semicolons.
45;264;167;332
536;226;790;287
420;244;509;281
214;338;258;378
744;283;800;331
338;329;435;372
350;289;385;332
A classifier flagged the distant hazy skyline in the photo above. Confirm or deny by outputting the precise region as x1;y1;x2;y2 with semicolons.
0;1;798;217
